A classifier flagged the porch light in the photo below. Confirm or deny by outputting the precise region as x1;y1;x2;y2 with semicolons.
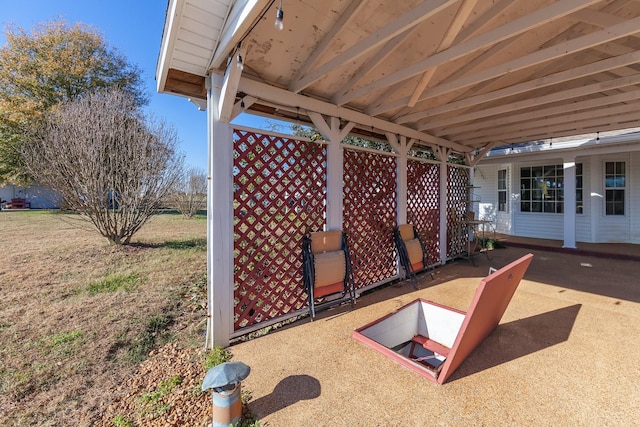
237;53;244;71
274;0;284;31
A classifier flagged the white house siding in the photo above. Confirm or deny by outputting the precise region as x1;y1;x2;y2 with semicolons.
0;186;12;203
0;184;60;209
26;185;61;209
595;153;631;243
473;165;496;219
575;156;592;243
474;163;512;234
631;152;640;244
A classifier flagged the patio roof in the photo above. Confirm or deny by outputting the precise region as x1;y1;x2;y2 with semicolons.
157;0;640;156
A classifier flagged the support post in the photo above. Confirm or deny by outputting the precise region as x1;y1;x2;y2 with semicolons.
206;73;234;348
563;157;577;249
436;148;450;265
386;133;408;225
398;138;409;225
309;113;353;230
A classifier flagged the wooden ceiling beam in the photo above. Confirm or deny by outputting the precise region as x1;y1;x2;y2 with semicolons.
396;16;640;125
407;0;478;107
442;88;640;138
291;0;367;85
290;0;457;93
463;110;640;146
456;101;640;144
336;0;602;105
451;0;521;44
420;72;640;131
238;76;471;153
395;50;640;124
336;26;420;106
438;88;640;143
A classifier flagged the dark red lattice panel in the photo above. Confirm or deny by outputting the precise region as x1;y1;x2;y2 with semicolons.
446;165;470;258
407;160;440;264
343;149;397;289
233;130;326;330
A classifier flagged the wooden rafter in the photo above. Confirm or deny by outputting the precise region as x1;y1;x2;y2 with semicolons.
290;0;457;93
159;0;640;153
407;0;478;107
291;0;367;86
421;72;640;132
335;0;602;105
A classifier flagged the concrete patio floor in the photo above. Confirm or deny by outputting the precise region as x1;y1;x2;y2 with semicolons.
230;244;640;426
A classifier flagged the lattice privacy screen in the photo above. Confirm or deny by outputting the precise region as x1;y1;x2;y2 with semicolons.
343;149;398;289
446;165;470;258
233;130;326;330
407;160;440;264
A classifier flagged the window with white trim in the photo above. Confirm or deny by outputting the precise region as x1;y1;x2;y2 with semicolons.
520;165;564;213
605;161;625;215
498;169;507;212
576;163;583;214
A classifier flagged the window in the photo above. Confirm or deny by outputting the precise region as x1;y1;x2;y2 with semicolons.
498;169;507;212
520;165;564;213
576;163;583;214
605;161;625;215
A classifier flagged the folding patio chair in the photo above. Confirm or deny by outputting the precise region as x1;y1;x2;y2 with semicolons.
302;230;356;319
394;224;435;288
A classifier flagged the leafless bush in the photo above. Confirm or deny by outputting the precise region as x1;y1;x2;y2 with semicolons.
23;89;184;244
171;167;207;218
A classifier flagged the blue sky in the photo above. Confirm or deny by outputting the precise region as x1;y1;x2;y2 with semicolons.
1;0;276;172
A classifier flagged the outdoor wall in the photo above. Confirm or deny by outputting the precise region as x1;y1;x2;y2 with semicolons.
473;166;496;220
25;185;61;209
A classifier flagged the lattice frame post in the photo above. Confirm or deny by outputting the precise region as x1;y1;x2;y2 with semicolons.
387;134;409;225
439;157;449;264
206;73;234;349
309;113;354;230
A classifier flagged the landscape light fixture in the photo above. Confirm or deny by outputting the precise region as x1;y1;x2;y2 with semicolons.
275;0;284;31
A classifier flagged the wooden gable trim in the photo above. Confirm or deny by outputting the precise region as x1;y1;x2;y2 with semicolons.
163;68;206;100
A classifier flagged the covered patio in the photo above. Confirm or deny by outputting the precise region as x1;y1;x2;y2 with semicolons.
156;0;640;347
229;245;640;425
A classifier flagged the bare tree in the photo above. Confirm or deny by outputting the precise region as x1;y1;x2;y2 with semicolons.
23;89;184;244
0;20;146;185
172;167;207;218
